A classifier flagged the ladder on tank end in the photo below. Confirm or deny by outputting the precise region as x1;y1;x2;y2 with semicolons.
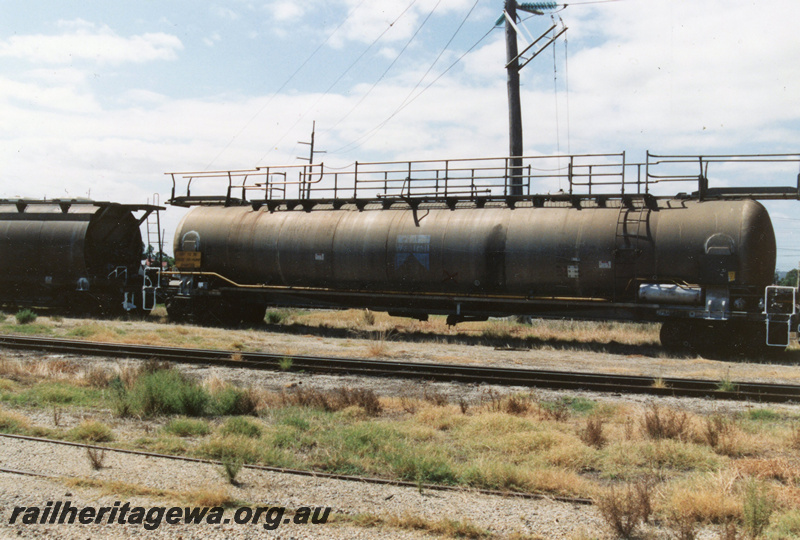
764;286;797;347
141;194;164;312
613;201;650;301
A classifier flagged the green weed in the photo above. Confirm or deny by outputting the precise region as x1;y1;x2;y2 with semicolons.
163;418;211;437
15;309;37;324
220;416;262;438
128;369;209;417
68;420;113;443
743;479;776;538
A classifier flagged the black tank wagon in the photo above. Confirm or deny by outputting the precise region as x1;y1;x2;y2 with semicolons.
0;199;162;315
164;151;800;355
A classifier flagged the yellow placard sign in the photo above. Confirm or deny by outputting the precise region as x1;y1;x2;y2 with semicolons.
175;250;202;269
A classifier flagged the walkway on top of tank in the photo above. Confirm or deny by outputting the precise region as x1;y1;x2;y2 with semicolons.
0;200;163;225
166;151;800;210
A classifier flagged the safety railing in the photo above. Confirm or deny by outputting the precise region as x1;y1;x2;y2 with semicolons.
167;153;627;205
644;152;800;200
165;151;800;206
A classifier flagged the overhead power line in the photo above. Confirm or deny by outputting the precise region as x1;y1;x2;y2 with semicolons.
257;0;422;166
325;0;444;133
203;0;371;170
331;10;494;155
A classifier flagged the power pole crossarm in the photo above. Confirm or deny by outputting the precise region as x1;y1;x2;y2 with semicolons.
297;121;327;164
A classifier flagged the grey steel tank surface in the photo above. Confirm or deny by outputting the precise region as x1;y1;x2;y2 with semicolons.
173;198;775;302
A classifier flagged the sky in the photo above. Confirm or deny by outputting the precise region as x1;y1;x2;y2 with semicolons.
2;0;800;268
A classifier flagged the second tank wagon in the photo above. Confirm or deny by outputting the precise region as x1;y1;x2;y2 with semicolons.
0;199;163;315
164;151;800;355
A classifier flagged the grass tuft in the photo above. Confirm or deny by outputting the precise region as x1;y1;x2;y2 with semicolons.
211;386;260;416
85;447;106;470
595;480;652;539
220;416;262;438
266;310;287;324
641;404;690;441
742;479;776;539
220;454;244;485
352;511;490;538
278;386;382;416
68;420;113;443
578;415;606;449
15;309;37;324
278;357;293;371
163;417;211;437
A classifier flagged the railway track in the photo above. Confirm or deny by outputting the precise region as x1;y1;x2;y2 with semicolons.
0;433;593;505
1;334;799;403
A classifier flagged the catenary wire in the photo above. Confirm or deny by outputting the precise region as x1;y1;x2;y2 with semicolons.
322;0;482;143
256;0;423;166
203;0;370;170
324;0;444;133
330;23;498;155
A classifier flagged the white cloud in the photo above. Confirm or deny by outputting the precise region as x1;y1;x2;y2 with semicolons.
204;32;222;47
0;75;99;115
0;20;183;65
327;0;479;48
270;1;305;22
212;6;240;21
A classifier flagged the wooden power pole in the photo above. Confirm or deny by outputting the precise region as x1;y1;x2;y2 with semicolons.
505;0;524;196
502;2;564;196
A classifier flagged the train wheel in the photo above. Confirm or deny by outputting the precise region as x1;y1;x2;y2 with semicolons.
71;293;105;317
661;320;728;358
197;299;261;327
659;320;694;351
124;306;152;320
687;321;744;359
239;304;267;326
165;297;193;323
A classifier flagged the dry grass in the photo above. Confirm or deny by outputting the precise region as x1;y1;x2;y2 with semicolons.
201;374;230;395
0;406;47;436
733;458;800;485
63;477;236;507
698;415;756;457
578;415;606;449
660;473;743;528
351;511;490;538
364;329;394;357
595;480;653;538
651;377;668;389
790;423;800;450
0;356;80;383
68;420;113;442
85;446;106;470
641;404;691;441
4;308;664;350
276;385;383;416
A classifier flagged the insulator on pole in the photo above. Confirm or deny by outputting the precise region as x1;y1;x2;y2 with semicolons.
518;2;558;14
496;2;558;25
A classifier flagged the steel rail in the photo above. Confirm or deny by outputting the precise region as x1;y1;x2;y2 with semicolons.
0;334;798;402
0;433;592;505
